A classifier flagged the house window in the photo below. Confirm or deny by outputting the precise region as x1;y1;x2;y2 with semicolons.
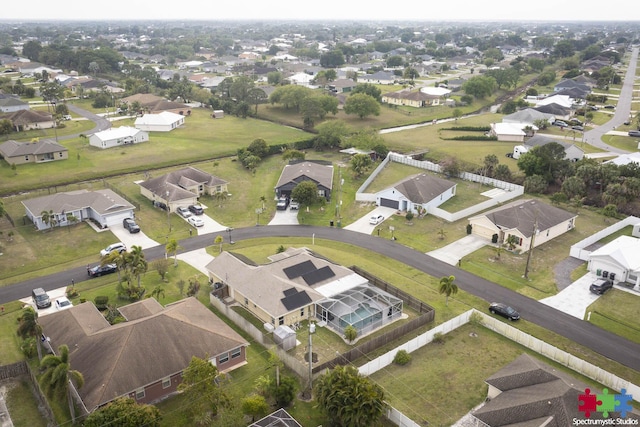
25;156;29;161
135;388;145;400
300;308;305;317
317;190;325;197
278;316;284;325
546;230;549;237
231;348;241;359
162;377;171;389
244;297;248;306
216;186;222;192
219;352;229;364
59;152;63;157
271;317;275;325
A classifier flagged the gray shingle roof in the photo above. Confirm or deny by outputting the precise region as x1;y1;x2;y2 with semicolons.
275;161;333;191
393;173;456;204
0;139;67;158
22;189;134;217
139;166;228;201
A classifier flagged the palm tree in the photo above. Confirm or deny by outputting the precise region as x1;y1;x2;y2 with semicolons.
40;210;52;229
438;275;458;306
17;306;43;360
165;238;181;267
150;285;165;301
214;235;224;253
40;344;84;423
128;245;148;288
214;191;228;207
102;249;127;283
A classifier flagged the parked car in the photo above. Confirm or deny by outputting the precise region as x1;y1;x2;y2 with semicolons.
123;218;140;233
276;197;288;210
604;105;615;109
188;216;204;227
629;130;640;137
100;242;126;257
571;125;584;131
152;200;168;211
55;297;73;311
489;302;520;321
624;120;631;125
62;115;72;121
369;214;384;225
177;206;192;218
289;199;300;210
88;263;117;277
589;278;614;295
32;288;51;309
188;204;204;215
553;120;568;128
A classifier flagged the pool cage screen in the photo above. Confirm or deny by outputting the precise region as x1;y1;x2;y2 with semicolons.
316;284;403;337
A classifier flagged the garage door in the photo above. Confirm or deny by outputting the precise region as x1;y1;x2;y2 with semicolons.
105;212;132;227
380;198;399;209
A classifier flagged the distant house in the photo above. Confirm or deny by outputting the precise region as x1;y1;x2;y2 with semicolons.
89;126;149;149
375;173;456;213
382;89;443;108
22;189;135;230
121;93;190;115
0;109;54;131
606;152;640;167
358;71;396;85
139;166;228;212
587;236;640;288
0;96;30;113
468;199;577;252
134;111;185;132
275;161;333;200
328;79;357;93
554;79;591;93
38;297;249;414
489;122;529;142
502;108;555;126
525;135;584;162
0;139;68;165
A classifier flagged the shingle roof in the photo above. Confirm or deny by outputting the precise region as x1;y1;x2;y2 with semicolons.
22;189;134;217
0;139;67;158
139;166;228;201
0;109;52;124
39;298;249;411
392;173;456;204
275;161;333;191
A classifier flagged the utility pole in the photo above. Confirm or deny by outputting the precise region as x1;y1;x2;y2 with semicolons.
307;311;315;399
524;214;539;279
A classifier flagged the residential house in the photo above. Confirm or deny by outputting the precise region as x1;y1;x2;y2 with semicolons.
533;103;572;121
22;189;135;230
0;96;30;113
139;166;228;212
502;108;555;126
328;79;357;94
554;79;591;93
287;72;316;87
606;152;640;167
1;109;54;131
121;93;190;115
134;111;185;132
524;135;584;162
489;122;529;142
89;126;149;149
38;297;249;414
587;236;640;288
374;173;456;213
535;94;573;109
275;161;333;200
358;71;396;85
0;139;68;165
467;199;577;252
382;89;442;108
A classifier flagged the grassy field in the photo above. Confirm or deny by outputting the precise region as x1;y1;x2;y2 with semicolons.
586;289;640;344
4;378;49;427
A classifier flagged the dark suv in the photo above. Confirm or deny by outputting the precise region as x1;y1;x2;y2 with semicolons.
590;278;614;295
32;288;51;309
188;205;204;215
123;218;140;233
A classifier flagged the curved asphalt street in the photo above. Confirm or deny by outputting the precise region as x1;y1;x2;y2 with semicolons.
2;224;640;373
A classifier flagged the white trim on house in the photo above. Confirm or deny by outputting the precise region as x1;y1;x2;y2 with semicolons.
89;126;149;149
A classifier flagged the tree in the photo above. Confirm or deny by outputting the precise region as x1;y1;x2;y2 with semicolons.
561;176;587;199
344;93;380;119
40;344;84;423
165;238;180;267
483;154;499;176
462;75;497;99
215;235;224;253
241;395;269;422
291;181;319;206
350;153;373;177
314;120;349;150
351;83;382;102
178;356;227;422
438;275;458;306
128;245;148;288
344;325;357;343
320;49;345;68
152;258;170;281
150;285;166;301
247;138;269;159
315;365;386;427
17;306;43;360
85;397;161;427
523;174;548;194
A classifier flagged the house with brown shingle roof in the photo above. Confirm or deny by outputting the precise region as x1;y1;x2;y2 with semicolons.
375;173;456;213
468;199;577;253
139;166;228;212
0;109;54;131
381;89;442;108
38;297;249;414
121;93;190;115
275;161;333;200
0;139;68;165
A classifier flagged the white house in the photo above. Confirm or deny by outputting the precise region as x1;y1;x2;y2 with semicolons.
587;236;640;288
89;126;149;149
490;123;529;142
134;111;185;132
375;173;456;213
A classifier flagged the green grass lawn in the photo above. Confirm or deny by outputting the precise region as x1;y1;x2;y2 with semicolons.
5;378;49;427
586;289;640;344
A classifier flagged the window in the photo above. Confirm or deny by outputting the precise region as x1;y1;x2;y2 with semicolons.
231;348;242;359
271;317;275;325
135;388;145;400
300;308;305;317
219;352;229;364
162;377;171;389
244;297;248;306
278;316;284;325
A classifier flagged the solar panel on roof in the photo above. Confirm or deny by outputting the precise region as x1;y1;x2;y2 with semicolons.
281;290;312;311
283;287;298;297
302;265;335;285
283;260;316;279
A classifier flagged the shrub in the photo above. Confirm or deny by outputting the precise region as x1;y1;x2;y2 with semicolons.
432;332;445;344
94;296;109;309
393;349;412;366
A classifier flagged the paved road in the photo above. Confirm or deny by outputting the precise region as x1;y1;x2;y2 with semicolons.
65;103;112;137
3;224;640;373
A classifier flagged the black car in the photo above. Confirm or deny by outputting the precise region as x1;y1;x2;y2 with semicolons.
123;218;140;233
88;263;117;277
589;278;614;295
188;205;204;215
489;302;520;321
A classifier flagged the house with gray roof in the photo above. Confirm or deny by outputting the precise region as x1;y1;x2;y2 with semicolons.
0;139;68;165
502;108;555;126
375;173;456;213
524;135;584;162
468;199;577;253
22;189;135;230
275;161;333;201
0;109;54;131
358;71;396;85
139;166;228;212
0;96;30;113
38;297;249;414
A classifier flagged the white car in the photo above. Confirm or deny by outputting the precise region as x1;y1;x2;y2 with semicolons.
289;199;300;210
369;214;385;225
100;242;126;257
188;216;204;227
177;206;192;218
55;297;73;311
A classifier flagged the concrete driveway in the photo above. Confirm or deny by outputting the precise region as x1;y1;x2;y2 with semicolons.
343;206;396;234
19;286;71;317
540;272;601;319
108;223;160;250
268;207;300;225
427;235;488;266
176;248;215;275
177;212;228;235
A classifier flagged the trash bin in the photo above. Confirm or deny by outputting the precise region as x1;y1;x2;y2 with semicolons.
329;220;334;227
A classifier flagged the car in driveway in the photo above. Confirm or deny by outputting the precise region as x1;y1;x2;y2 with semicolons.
553;120;568;128
188;216;204;227
55;297;73;311
571;125;584;131
88;263;117;277
100;242;126;257
629;130;640;137
123;218;140;233
590;278;614;295
188;205;204;215
177;206;192;218
276;197;288;210
489;302;520;321
369;214;384;225
289;199;300;210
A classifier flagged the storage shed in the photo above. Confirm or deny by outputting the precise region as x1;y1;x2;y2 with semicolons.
273;325;296;351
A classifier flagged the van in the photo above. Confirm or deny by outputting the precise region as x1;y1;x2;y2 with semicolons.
32;288;52;309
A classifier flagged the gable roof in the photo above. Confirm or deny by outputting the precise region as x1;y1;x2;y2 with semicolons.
38;297;249;411
139;166;228;201
275;161;333;190
0;139;67;158
0;97;29;107
91;126;146;141
524;135;579;151
22;189;134;217
470;199;576;237
0;109;52;124
134;111;184;126
532;103;571;116
391;173;456;204
589;235;640;272
502;108;554;124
